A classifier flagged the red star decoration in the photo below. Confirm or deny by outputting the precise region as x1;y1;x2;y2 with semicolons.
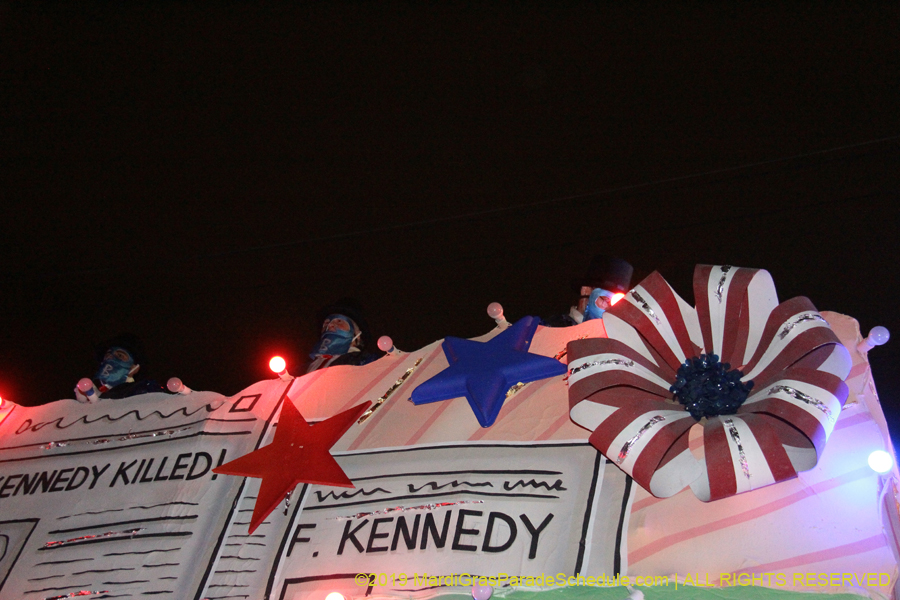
213;398;371;534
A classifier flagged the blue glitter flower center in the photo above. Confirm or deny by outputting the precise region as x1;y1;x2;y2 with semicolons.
669;353;754;421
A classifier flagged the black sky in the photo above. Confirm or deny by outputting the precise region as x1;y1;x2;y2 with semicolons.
2;3;898;438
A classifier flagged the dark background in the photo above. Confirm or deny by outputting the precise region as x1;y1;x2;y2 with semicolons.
2;4;897;440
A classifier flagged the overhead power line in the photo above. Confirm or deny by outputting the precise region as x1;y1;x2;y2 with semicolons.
202;134;900;258
4;134;898;281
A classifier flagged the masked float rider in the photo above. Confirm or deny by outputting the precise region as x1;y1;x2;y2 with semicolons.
543;255;634;327
306;300;381;373
78;334;167;400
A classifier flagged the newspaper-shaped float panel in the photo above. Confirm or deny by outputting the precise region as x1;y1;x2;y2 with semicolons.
0;312;896;599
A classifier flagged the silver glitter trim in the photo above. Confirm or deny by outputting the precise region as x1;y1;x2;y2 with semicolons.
42;426;195;450
777;313;827;340
506;382;527;398
630;290;661;324
569;358;635;377
768;385;834;422
616;415;666;464
283;489;293;516
333;500;484;521
42;591;110;599
359;357;424;424
714;265;733;303
44;528;145;549
723;418;751;480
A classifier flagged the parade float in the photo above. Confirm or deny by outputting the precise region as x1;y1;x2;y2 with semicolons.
0;265;896;600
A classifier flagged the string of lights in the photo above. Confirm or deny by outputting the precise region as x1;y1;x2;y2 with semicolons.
3;134;897;283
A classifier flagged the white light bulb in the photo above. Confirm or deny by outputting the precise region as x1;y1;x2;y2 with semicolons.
377;336;394;352
869;326;890;346
487;302;504;320
868;450;894;474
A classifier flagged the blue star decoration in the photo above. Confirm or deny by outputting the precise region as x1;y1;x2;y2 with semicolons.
410;316;567;427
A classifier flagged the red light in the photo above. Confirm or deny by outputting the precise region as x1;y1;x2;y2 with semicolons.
269;356;287;373
610;292;626;306
0;396;4;408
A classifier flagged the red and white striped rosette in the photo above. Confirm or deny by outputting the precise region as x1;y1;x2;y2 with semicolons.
567;265;851;501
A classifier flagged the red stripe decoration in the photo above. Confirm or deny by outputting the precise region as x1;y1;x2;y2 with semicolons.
404;396;455;446
610;297;684;371
884;491;900;563
847;361;869;380
744;397;828;456
346;346;443;451
703;418;738;501
567;338;674;414
693;264;716;353
587;399;682;452
743;413;797;484
336;357;405;414
834;411;872;431
535;412;573;441
638;271;697;361
568;337;672;375
628;467;873;565
791;343;842;372
569;374;670;416
631;493;666;512
742;297;828;374
729;534;886;575
468;377;554;441
569;359;670;398
730;287;752;368
750;328;845;385
630;417;695;489
588;410;694;496
568;264;852;502
741;367;848;455
720;268;758;366
657;427;692;471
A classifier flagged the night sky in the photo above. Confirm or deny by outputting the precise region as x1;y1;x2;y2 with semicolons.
2;4;898;439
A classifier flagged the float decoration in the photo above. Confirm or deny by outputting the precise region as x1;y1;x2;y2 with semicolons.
567;265;851;501
213;394;371;533
0;286;895;599
411;316;567;427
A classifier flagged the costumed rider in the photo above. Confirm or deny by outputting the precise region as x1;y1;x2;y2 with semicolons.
543;255;633;327
306;299;381;373
75;333;168;402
